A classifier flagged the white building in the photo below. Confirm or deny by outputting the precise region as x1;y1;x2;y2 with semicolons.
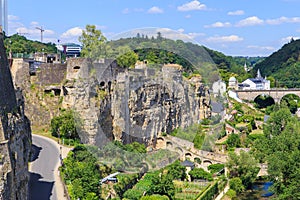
239;69;270;90
228;76;238;90
212;80;226;97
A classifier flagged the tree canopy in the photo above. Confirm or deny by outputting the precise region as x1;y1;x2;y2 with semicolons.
253;107;300;198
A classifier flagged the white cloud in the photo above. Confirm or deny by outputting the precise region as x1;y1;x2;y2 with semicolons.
177;0;207;11
185;14;192;19
227;10;245;16
122;8;130;14
247;45;275;51
266;16;300;25
16;25;55;36
147;6;164;14
177;28;185;33
8;15;19;21
187;32;205;39
205;22;231;28
206;35;243;43
236;16;264;27
281;36;300;44
61;27;83;39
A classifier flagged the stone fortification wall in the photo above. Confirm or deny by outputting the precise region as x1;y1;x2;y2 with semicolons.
10;54;211;149
62;60;211;147
0;33;32;200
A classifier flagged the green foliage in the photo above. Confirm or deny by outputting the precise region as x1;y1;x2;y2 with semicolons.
226;134;241;148
197;181;219;200
226;151;259;189
170;123;205;149
263;107;292;138
254;39;300;88
50;109;81;140
254;95;275;109
253;107;300;199
165;160;187;181
188;168;213;181
4;34;57;54
280;94;300;114
140;195;169;200
229;177;245;194
60;145;102;200
148;173;175;200
114;173;139;199
226;189;237;199
208;164;225;174
115;46;138;68
79;24;108;60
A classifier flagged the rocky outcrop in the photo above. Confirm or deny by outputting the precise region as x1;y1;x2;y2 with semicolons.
63;60;210;147
0;33;32;199
11;55;210;148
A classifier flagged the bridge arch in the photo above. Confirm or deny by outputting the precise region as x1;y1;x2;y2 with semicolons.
235;89;300;104
194;157;201;164
156;137;165;148
254;94;275;108
185;152;192;161
166;141;173;148
280;94;300;114
203;160;213;167
175;147;183;154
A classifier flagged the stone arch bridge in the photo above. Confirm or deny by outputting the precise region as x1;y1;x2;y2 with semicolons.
156;136;227;169
234;88;300;103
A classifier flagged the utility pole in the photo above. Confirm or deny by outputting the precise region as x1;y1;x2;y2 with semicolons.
36;26;45;43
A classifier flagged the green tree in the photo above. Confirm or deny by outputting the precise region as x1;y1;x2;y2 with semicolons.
50;109;81;139
148;173;175;200
227;151;259;189
79;24;107;60
263;107;292;138
60;145;102;200
166;160;186;181
229;177;244;194
188;168;213;181
116;46;138;68
226;134;241;148
253;108;300;199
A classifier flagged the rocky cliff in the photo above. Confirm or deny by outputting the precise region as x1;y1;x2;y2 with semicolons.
11;56;210;148
62;60;210;147
0;33;32;199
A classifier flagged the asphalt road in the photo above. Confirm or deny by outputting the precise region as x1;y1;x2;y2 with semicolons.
29;135;60;200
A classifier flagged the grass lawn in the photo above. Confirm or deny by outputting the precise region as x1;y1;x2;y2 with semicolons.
250;129;264;135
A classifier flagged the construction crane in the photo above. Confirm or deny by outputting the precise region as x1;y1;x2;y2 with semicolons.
36;26;45;43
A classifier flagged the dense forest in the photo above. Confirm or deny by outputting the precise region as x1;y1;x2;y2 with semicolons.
254;38;300;88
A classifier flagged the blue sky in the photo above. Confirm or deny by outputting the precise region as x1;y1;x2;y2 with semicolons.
7;0;300;56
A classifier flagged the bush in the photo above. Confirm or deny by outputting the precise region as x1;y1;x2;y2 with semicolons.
229;177;245;194
51;109;81;140
189;168;213;181
226;189;237;199
208;164;225;174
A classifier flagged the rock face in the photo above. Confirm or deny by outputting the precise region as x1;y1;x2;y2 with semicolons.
11;55;210;148
0;33;32;199
63;60;210;147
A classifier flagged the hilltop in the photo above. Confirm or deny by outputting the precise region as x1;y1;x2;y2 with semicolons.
253;38;300;88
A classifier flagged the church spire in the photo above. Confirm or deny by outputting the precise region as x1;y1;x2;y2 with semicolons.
257;69;262;78
244;62;248;72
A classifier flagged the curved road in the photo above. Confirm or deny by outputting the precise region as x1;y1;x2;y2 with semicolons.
29;135;60;200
